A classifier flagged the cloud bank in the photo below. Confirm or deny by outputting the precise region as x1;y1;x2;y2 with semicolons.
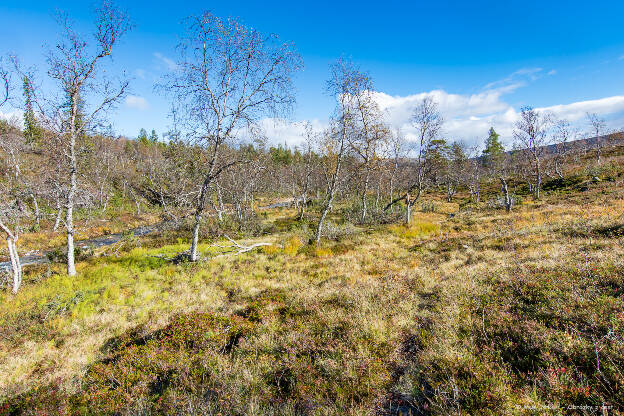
261;68;624;149
262;68;624;150
372;91;624;147
260;91;624;150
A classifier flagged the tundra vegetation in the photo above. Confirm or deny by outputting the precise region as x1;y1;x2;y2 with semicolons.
0;3;623;415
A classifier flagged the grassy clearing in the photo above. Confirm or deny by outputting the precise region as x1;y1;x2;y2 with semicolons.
1;179;623;414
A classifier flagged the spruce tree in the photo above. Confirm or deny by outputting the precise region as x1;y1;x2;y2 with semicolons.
149;129;158;143
23;77;42;145
482;127;504;168
138;128;149;144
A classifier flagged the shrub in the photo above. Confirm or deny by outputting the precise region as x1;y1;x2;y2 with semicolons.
587;162;620;182
283;236;303;256
542;174;584;192
321;221;358;241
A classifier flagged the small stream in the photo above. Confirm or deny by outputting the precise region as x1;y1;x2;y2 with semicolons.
1;199;303;272
0;224;161;271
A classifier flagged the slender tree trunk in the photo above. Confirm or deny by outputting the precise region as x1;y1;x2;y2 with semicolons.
66;98;78;277
6;237;22;294
299;194;306;220
160;189;168;215
216;181;224;221
470;182;480;203
375;175;381;211
299;171;309;221
129;189;141;215
66;203;76;276
389;176;394;213
188;140;226;261
315;202;331;245
406;193;412;225
316;150;343;245
471;170;480;202
535;158;542;200
31;193;40;227
555;161;564;180
53;197;62;232
190;174;213;262
500;177;512;212
190;214;201;261
190;179;211;262
360;170;369;223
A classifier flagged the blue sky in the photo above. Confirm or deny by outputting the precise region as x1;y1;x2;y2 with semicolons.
1;0;624;147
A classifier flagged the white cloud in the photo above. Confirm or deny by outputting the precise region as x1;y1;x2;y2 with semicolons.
0;109;23;125
370;91;624;148
483;67;543;92
135;69;147;79
250;118;327;148
125;95;149;111
264;92;624;150
258;91;624;151
537;96;624;122
371;89;520;145
154;52;178;71
548;69;557;76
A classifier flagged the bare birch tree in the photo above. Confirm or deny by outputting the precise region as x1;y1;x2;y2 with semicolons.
387;129;406;211
0;66;21;292
586;112;606;165
0;121;26;293
384;97;443;224
467;144;482;202
161;12;302;261
314;58;366;244
513;107;550;200
296;122;319;220
552;119;574;179
444;141;467;202
41;1;132;276
349;86;389;223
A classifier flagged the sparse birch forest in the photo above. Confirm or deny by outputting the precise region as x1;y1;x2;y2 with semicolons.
0;2;623;415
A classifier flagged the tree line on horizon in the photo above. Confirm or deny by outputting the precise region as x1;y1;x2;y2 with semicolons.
1;1;623;294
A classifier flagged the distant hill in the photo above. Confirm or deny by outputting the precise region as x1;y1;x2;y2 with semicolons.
517;131;624;156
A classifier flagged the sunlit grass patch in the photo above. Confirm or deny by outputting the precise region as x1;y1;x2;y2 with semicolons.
261;244;281;255
389;219;439;239
283;235;303;256
312;246;333;257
